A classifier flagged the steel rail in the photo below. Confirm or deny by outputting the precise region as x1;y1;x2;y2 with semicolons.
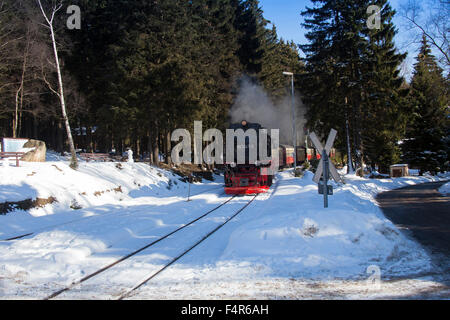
44;195;236;300
118;194;258;300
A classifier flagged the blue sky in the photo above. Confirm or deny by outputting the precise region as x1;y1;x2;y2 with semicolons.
258;0;309;48
259;0;420;79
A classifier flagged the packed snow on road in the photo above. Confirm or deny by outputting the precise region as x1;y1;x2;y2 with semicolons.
0;153;448;299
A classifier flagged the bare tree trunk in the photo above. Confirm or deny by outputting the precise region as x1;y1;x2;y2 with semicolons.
147;129;153;164
57;120;63;154
136;137;140;161
345;116;354;174
50;22;77;167
38;0;78;169
13;44;28;138
165;130;172;165
345;97;354;174
153;128;160;165
16;40;28;138
33;115;38;139
13;88;19;137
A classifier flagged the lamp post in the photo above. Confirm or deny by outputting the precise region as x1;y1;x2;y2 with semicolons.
283;71;297;172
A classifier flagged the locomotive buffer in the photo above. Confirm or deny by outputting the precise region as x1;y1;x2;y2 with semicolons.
309;129;342;208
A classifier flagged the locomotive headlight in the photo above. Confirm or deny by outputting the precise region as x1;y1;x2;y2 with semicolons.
230;162;236;168
241;120;247;126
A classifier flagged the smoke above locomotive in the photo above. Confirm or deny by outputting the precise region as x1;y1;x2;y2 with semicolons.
230;77;307;146
169;77;310;173
170;120;280;174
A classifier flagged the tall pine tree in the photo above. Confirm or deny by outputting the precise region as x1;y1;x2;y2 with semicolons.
402;35;449;173
300;0;407;173
360;0;408;172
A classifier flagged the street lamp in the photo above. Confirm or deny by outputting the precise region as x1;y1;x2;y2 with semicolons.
283;71;297;173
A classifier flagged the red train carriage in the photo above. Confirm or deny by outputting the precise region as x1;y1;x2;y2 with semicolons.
296;146;336;164
296;147;314;162
279;145;295;168
224;120;273;195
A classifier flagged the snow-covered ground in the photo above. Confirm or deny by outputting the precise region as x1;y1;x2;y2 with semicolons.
439;182;450;195
0;154;448;299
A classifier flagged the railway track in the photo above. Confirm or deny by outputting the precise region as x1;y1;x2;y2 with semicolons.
118;194;257;300
45;194;257;300
1;185;225;242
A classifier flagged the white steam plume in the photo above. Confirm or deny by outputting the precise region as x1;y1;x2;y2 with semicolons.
230;78;307;146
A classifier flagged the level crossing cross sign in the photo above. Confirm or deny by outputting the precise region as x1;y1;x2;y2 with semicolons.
308;129;342;208
309;129;342;184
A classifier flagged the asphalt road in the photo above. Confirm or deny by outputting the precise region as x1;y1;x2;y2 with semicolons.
376;180;450;273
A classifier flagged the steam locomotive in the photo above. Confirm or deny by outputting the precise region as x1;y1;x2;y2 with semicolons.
224;120;274;195
223;120;335;195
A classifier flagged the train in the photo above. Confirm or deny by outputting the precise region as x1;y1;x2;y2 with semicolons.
224;120;335;195
224;121;273;195
281;143;337;167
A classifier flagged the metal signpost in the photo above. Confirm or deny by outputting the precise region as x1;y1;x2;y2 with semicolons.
187;173;193;202
283;71;297;172
309;129;342;208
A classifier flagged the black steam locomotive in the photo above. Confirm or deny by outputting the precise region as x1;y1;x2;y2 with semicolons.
224;120;274;195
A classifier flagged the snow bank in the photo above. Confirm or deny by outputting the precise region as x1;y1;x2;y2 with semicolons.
0;160;175;208
0;153;216;239
218;171;444;279
438;182;450;195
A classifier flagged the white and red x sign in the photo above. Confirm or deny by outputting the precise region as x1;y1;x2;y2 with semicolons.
309;129;342;183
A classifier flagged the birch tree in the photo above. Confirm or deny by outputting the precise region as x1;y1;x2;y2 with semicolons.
36;0;77;169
